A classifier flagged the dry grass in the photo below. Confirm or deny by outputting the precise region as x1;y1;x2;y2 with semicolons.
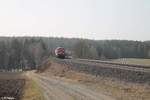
83;77;150;100
59;70;150;100
37;59;52;73
0;72;25;80
22;78;45;100
41;61;150;100
112;58;150;66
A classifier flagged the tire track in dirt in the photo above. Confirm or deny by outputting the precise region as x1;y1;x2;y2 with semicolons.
34;77;73;100
33;74;115;100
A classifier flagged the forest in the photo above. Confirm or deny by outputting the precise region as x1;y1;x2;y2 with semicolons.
0;37;149;71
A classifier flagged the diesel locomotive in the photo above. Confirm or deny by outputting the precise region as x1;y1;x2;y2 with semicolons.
55;47;66;58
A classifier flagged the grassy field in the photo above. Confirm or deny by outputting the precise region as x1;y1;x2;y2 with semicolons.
111;58;150;66
22;78;45;100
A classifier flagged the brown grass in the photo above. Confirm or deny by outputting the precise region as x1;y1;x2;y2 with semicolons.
83;77;150;100
40;61;150;100
112;58;150;66
37;60;52;73
0;72;25;80
58;70;150;100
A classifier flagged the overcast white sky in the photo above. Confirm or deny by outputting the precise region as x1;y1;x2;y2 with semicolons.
0;0;149;40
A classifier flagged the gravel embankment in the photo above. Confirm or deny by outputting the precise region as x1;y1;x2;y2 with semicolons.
54;59;150;84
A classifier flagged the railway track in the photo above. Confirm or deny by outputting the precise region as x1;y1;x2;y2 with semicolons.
53;58;150;84
77;59;150;70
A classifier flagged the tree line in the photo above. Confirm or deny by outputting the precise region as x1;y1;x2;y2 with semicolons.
0;37;48;71
0;37;149;71
74;40;150;59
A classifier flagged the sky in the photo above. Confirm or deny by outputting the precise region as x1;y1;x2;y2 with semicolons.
0;0;149;41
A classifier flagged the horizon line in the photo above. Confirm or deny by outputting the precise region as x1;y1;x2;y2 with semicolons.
0;35;149;42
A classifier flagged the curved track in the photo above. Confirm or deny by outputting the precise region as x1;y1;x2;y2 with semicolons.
77;59;150;70
53;58;150;84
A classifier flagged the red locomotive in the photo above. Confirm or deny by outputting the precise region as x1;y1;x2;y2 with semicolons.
55;47;66;58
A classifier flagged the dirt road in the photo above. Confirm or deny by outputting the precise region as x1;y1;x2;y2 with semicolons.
31;73;115;100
